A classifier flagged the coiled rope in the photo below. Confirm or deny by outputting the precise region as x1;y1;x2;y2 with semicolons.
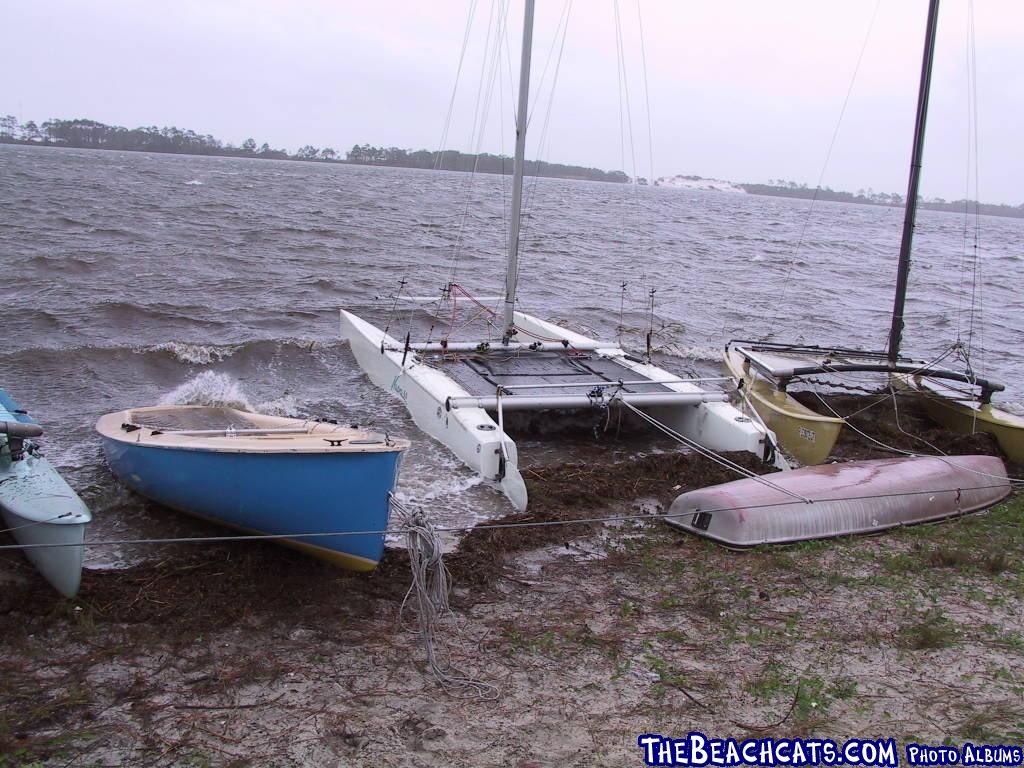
392;495;499;700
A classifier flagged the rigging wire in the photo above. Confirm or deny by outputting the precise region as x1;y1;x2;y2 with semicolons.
763;0;883;339
433;0;481;171
4;471;1017;556
445;0;505;287
964;0;984;376
510;0;574;314
613;398;811;502
611;0;659;347
808;387;1022;486
636;0;656;191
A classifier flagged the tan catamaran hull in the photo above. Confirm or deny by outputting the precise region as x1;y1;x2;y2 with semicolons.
724;347;843;465
895;375;1024;464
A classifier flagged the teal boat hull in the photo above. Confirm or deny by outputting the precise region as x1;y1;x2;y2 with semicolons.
0;390;90;597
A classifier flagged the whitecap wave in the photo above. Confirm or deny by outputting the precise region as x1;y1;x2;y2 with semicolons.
159;371;253;410
659;343;722;362
999;400;1024;417
184;179;203;186
147;341;240;365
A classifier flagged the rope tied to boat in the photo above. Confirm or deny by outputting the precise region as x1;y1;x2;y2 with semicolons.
392;495;499;701
612;396;813;503
0;510;79;536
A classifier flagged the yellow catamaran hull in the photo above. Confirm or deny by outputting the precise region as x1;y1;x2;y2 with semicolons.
897;375;1024;464
725;347;844;466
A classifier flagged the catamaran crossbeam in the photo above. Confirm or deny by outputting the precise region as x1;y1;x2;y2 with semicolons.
446;390;729;412
384;340;615;354
732;342;1004;403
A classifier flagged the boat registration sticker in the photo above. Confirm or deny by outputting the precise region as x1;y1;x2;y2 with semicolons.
799;427;816;442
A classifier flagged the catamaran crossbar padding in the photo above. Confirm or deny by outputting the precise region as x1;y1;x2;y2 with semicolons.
752;358;1002;397
446;391;729;412
384;340;616;353
0;420;43;439
498;377;734;391
784;364;1002;393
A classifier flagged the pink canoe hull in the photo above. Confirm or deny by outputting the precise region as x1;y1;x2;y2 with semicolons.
667;455;1011;547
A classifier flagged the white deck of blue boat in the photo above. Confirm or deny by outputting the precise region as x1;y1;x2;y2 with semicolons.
98;406;409;454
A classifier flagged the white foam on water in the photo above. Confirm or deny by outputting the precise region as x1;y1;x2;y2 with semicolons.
255;394;301;417
1000;400;1024;417
394;471;485;505
184;179;203;186
660;343;722;362
158;371;253;410
147;341;239;365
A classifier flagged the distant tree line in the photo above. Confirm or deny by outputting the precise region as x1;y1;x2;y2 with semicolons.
0;115;325;161
0;115;627;184
2;116;1019;213
739;179;1023;218
345;143;629;183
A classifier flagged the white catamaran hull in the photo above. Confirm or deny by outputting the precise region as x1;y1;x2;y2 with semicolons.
341;309;529;509
341;309;777;511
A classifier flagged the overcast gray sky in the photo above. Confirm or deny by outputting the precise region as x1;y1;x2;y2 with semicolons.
5;1;1021;203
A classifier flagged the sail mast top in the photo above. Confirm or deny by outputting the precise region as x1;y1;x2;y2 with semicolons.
887;0;941;363
503;0;536;343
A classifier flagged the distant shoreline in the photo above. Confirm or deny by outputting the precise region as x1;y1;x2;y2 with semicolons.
3;131;1021;219
736;182;1024;220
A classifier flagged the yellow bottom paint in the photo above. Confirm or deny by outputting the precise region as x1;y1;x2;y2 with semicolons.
166;505;380;572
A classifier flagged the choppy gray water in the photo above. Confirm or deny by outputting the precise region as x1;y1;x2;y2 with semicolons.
1;144;1021;565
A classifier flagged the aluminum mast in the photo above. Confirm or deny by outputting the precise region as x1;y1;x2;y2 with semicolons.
503;0;535;342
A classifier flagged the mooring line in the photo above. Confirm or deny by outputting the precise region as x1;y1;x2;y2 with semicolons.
0;480;1014;554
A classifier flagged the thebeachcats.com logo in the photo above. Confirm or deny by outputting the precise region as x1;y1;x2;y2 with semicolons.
635;733;1024;767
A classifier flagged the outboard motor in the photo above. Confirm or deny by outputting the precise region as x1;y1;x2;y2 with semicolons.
1;420;43;461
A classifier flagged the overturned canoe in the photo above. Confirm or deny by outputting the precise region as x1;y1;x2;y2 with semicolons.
665;455;1010;547
97;405;409;571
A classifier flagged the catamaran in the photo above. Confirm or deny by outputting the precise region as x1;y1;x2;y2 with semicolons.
341;0;783;511
726;0;1023;466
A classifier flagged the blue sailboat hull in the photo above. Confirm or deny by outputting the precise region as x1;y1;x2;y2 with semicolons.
100;438;404;570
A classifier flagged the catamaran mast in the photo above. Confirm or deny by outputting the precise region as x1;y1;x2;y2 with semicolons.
503;0;535;343
887;0;940;363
